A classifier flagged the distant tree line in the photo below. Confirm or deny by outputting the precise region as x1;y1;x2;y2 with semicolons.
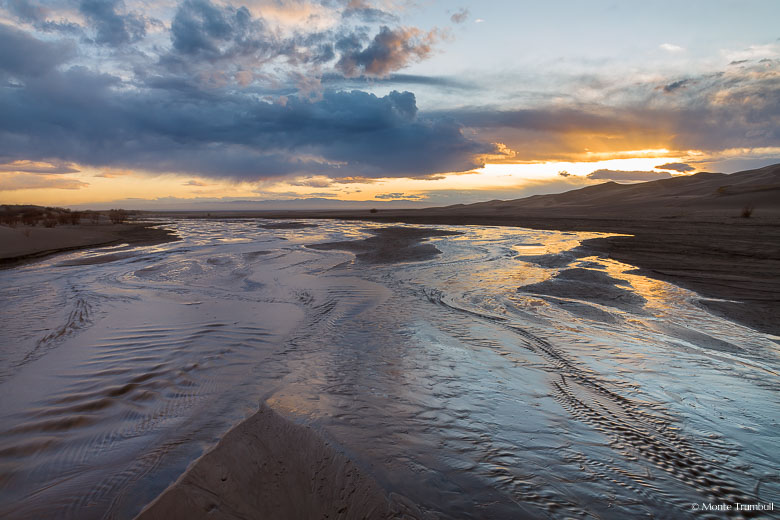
0;205;135;227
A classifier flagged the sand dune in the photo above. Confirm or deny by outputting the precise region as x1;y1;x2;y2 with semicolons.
420;163;780;218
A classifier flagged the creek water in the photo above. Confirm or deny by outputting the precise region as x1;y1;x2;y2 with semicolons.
0;219;777;519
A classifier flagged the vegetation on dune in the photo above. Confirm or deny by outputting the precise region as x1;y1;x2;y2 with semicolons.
0;205;136;228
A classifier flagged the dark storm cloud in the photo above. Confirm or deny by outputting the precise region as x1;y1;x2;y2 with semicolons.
656;162;695;172
336;26;436;77
0;23;75;77
0;43;489;178
170;0;263;57
587;169;672;181
79;0;146;46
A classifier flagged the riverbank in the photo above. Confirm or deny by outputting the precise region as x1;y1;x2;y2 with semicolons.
0;222;178;268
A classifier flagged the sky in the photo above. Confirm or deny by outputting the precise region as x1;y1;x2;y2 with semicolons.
1;0;779;209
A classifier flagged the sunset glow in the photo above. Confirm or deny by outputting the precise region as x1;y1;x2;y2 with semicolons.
1;1;778;208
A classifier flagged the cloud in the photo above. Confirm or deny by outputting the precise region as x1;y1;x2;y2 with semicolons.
322;72;475;90
722;43;780;63
330;176;378;184
335;26;437;78
587;169;672;181
4;0;83;34
94;168;134;178
662;79;689;93
374;192;422;200
660;43;684;53
289;176;332;187
170;0;263;57
0;40;489;179
79;0;147;46
450;8;469;24
0;160;79;174
0;173;89;190
558;170;572;177
183;179;208;186
434;62;780;161
655;162;695;172
342;0;397;23
0;23;75;77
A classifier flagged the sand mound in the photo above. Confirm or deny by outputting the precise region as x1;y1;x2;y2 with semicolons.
259;222;319;229
135;404;395;520
520;268;646;312
308;227;461;264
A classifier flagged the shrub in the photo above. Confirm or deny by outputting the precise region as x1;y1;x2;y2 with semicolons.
43;218;57;228
369;208;378;214
108;209;128;224
741;206;754;218
21;211;42;226
69;211;82;225
0;214;19;227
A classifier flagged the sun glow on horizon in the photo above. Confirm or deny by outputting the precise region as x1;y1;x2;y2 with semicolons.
3;149;778;208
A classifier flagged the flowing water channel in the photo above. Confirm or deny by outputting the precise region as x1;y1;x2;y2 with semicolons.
0;219;777;519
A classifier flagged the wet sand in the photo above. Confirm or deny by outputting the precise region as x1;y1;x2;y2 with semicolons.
308;227;462;264
0;223;178;268
3;218;776;519
154;213;780;336
136;405;397;520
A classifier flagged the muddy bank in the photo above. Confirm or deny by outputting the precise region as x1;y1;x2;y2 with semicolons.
135;404;402;520
308;226;461;264
577;221;780;336
0;223;178;268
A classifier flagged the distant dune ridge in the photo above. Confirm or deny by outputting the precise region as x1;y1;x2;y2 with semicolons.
417;163;780;219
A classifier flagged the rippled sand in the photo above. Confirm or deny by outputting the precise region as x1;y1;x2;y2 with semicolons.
0;220;777;519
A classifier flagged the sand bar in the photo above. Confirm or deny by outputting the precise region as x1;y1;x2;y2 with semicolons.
135;404;417;520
